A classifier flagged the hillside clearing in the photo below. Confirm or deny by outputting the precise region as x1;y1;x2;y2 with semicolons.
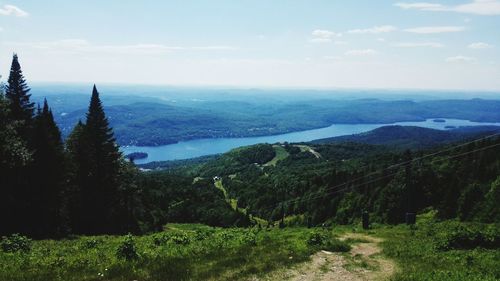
294;144;322;159
263;145;290;166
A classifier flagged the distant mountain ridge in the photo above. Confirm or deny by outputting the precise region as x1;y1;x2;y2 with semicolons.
32;93;500;146
311;125;500;149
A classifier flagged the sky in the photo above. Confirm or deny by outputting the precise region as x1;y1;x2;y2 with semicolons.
1;0;500;90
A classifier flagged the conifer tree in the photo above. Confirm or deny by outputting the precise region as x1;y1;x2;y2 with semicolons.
31;99;67;237
2;55;36;235
0;82;32;236
6;54;34;129
70;85;123;234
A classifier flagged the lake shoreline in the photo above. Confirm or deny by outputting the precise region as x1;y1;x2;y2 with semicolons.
121;119;500;164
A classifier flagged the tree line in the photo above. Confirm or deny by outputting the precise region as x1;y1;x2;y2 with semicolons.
0;54;142;237
1;54;251;238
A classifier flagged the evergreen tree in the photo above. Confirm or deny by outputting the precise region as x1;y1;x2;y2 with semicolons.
31;99;67;237
65;120;87;233
0;83;32;236
2;55;37;235
69;85;123;234
5;54;34;131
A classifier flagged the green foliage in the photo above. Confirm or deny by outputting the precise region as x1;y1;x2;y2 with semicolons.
434;222;500;250
0;234;32;253
116;234;139;261
0;224;339;281
380;220;500;281
5;54;34;127
307;231;350;252
190;133;500;226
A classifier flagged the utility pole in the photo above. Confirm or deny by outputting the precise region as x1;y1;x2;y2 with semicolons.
404;150;416;225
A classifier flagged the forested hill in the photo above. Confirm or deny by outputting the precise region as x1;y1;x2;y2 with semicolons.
312;125;500;149
181;134;500;225
37;93;500;146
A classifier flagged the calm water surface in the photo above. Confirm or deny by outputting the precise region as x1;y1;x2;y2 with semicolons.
121;119;500;164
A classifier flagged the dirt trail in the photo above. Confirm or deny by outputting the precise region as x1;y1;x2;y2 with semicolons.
255;233;395;281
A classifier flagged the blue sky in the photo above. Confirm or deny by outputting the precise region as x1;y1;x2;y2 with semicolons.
1;0;500;90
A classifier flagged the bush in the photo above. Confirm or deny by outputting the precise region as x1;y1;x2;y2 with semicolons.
307;231;328;246
116;234;139;261
170;233;191;245
1;234;32;253
323;238;351;252
435;223;500;250
81;238;100;249
307;231;350;252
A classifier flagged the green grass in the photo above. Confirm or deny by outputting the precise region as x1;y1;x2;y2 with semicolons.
375;217;500;281
0;225;351;281
263;145;289;167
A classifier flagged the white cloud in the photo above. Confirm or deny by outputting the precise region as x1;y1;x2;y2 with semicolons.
446;55;476;63
377;38;386;42
0;27;3;32
393;42;444;48
0;5;29;17
468;42;493;49
394;2;446;11
345;49;378;56
404;26;465;34
347;25;398;34
395;1;500;15
7;39;238;54
310;29;341;43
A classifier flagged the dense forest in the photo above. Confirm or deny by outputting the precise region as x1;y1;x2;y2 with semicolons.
1;54;499;241
0;55;247;238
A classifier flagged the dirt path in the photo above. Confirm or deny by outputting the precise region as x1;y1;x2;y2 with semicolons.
255;233;395;281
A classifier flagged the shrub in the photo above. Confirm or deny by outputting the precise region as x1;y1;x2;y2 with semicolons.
81;238;100;249
151;233;169;246
170;233;191;245
435;223;500;250
323;238;351;252
307;231;327;246
116;234;139;261
306;231;350;252
0;234;32;253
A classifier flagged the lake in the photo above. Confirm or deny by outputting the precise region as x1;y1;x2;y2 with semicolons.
121;119;500;164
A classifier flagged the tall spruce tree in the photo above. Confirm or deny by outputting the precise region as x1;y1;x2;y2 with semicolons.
0;82;32;236
2;55;37;235
6;54;34;130
70;85;123;234
31;99;67;237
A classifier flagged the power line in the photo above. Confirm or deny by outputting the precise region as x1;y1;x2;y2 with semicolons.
276;131;500;210
254;138;500;214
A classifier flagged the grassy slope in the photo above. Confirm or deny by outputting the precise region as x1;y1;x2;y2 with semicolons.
376;214;500;281
1;220;498;281
0;225;347;281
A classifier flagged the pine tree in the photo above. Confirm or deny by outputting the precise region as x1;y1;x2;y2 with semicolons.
70;85;123;234
6;54;34;129
31;99;67;237
0;84;32;236
2;55;36;236
65;120;87;233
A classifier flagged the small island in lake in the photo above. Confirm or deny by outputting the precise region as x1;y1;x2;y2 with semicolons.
433;119;446;123
125;152;148;161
